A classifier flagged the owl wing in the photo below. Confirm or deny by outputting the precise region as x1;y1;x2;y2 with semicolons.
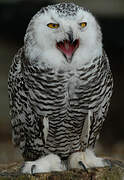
83;51;113;149
8;47;45;161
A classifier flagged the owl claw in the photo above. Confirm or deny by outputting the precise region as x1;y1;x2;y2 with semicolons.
31;164;36;175
21;154;66;174
104;159;113;170
68;149;106;170
78;161;88;173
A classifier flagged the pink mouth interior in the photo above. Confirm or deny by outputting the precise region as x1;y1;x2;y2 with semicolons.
56;39;79;60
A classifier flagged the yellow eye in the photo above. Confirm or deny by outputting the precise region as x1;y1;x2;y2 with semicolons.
80;22;87;28
47;23;59;29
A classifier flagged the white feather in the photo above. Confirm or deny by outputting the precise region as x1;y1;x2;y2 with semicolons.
68;148;107;169
43;116;49;143
22;154;66;174
24;6;102;70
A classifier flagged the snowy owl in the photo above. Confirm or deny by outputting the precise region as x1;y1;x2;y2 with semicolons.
8;3;113;174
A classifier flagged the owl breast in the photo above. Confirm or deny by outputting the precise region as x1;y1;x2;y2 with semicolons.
23;60;101;158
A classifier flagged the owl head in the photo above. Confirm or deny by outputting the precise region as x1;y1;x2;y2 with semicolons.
24;3;102;69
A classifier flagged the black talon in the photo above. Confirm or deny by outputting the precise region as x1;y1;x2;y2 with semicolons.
20;163;25;173
31;164;36;175
79;161;88;173
104;159;113;170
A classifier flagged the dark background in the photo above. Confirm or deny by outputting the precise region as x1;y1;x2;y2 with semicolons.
0;0;123;163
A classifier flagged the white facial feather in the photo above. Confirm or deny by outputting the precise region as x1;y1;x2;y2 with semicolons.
24;4;102;70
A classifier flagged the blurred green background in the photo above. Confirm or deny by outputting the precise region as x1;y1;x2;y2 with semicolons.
0;0;124;163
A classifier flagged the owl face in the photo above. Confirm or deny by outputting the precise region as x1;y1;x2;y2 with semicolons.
25;3;102;69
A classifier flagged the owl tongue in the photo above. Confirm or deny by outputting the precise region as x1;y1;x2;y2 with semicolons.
57;39;79;62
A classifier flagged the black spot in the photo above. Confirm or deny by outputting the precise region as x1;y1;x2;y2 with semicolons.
39;3;89;17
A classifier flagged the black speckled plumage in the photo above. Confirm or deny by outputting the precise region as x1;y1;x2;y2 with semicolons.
8;3;113;161
39;3;87;17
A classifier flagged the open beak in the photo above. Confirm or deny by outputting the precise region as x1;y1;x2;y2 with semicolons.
56;39;79;63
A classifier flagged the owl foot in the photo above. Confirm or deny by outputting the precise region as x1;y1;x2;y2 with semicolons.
22;154;66;174
78;161;89;173
68;149;108;170
103;159;113;170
